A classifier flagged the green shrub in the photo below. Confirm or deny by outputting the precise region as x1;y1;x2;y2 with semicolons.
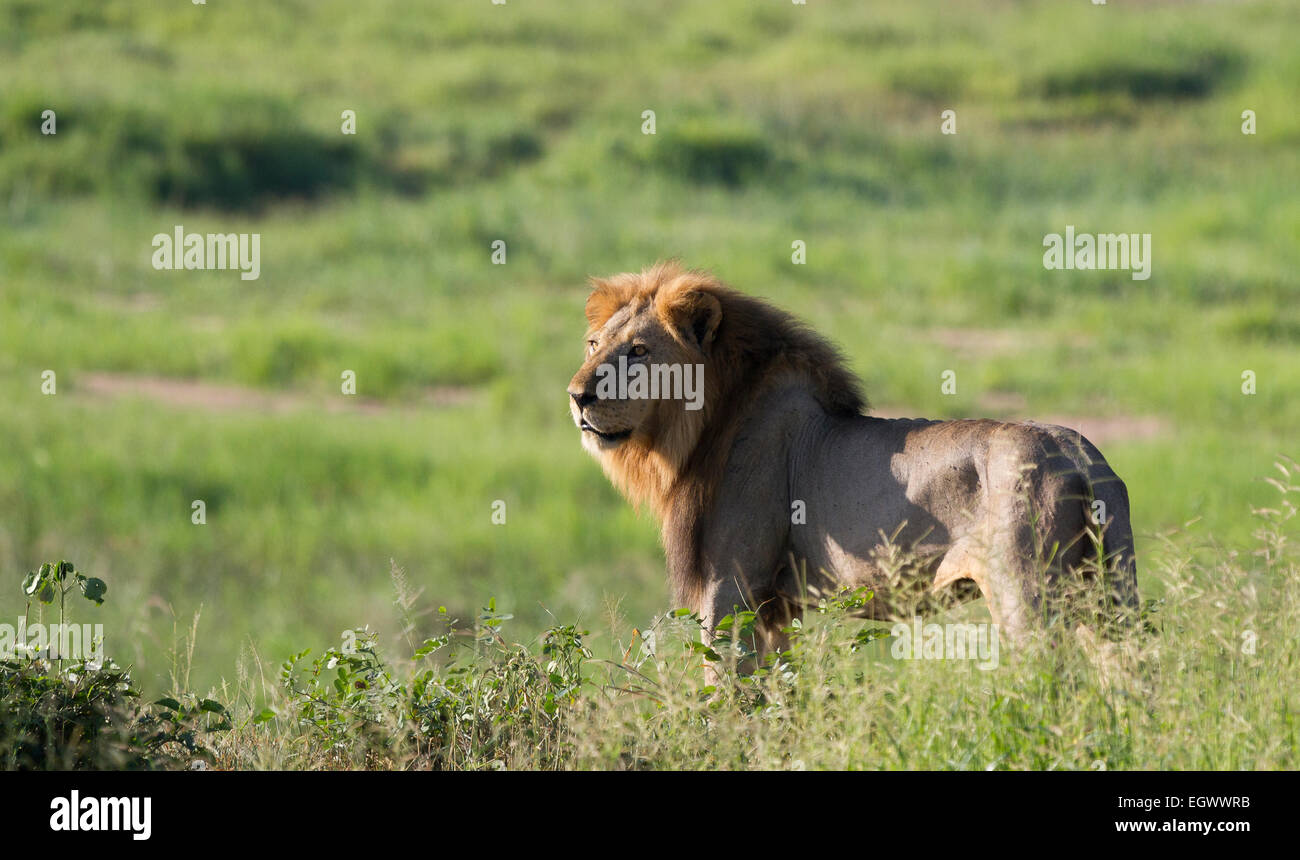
1;561;229;770
271;601;591;769
0;93;429;210
641;119;774;187
1035;47;1244;100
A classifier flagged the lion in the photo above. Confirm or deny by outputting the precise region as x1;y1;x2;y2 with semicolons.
567;261;1139;671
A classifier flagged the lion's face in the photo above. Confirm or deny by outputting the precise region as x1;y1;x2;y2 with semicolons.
567;275;722;461
566;298;700;455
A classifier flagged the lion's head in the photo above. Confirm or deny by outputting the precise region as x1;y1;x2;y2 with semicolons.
568;262;865;521
568;263;718;453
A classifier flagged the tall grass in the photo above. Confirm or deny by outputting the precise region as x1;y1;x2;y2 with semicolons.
190;461;1296;771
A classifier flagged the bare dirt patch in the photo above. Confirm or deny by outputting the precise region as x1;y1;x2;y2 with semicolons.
924;327;1092;359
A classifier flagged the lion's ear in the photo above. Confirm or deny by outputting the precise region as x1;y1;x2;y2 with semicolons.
585;279;633;330
663;290;722;354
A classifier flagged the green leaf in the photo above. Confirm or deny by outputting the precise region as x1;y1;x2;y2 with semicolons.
79;577;107;605
414;637;447;658
154;697;182;711
198;699;228;715
22;570;40;596
688;641;722;661
252;708;277;724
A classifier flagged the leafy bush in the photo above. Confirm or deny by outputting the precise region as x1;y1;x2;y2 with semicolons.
637;119;774;187
0;659;229;770
271;600;591;769
1035;46;1244;101
0;93;430;211
1;562;230;770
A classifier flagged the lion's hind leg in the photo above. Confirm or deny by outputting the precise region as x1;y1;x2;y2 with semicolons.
1038;425;1141;636
1088;473;1140;632
978;427;1099;647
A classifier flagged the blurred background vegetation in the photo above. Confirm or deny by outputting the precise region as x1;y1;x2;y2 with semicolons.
0;0;1296;695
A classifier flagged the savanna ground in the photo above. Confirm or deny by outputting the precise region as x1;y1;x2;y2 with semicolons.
1;0;1297;769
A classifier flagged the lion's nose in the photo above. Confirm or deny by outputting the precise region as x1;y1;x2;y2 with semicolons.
568;387;596;408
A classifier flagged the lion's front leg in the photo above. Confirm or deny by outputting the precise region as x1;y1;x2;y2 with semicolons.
697;574;797;685
698;579;747;688
681;472;793;685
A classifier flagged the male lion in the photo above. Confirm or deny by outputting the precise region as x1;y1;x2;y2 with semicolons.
567;262;1139;667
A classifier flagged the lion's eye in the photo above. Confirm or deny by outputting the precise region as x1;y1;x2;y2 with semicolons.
587;340;598;356
629;345;648;358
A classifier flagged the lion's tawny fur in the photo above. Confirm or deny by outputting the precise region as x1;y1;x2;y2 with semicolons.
568;262;1140;655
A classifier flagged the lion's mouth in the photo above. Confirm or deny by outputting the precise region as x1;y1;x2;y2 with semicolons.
580;419;632;443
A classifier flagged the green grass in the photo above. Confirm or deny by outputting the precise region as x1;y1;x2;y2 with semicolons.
1;0;1298;768
212;483;1300;769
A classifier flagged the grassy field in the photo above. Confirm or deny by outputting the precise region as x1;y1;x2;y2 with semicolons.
1;0;1298;768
